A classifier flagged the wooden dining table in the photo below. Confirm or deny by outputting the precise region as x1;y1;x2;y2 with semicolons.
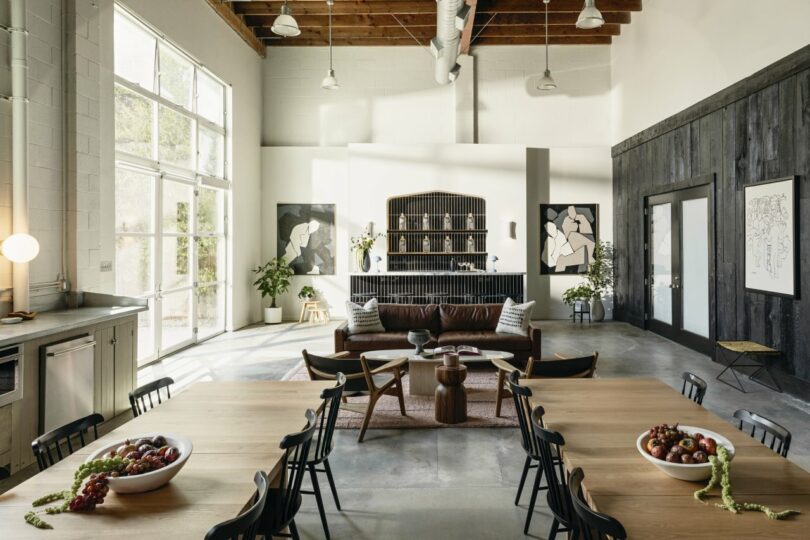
0;380;332;539
522;377;810;539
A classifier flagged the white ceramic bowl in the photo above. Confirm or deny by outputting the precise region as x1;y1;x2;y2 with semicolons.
636;425;735;482
86;433;192;493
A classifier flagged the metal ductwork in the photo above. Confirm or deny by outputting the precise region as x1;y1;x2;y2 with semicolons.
431;0;466;85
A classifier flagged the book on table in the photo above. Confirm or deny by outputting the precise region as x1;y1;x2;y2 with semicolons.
431;345;481;356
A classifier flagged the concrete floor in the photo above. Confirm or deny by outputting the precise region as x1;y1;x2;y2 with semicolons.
134;319;810;540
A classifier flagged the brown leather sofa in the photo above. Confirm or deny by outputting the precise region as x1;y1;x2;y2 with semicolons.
334;303;541;362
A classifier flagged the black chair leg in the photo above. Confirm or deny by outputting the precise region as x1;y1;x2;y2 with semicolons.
515;456;531;505
548;518;560;540
289;519;300;540
308;463;331;540
323;458;342;511
523;464;544;534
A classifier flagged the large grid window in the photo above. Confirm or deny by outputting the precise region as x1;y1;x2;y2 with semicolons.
114;6;228;366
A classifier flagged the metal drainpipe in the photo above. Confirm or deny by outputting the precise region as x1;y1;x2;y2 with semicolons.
10;0;31;312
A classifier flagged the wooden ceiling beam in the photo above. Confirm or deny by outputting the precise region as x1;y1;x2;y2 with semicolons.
255;23;620;39
264;35;613;46
231;0;642;17
244;11;632;28
206;0;266;57
459;0;477;55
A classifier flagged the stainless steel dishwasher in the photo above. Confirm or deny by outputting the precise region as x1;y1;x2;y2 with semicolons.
40;335;96;433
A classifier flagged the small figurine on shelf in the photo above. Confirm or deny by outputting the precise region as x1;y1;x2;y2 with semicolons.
443;212;452;231
466;235;475;253
443;235;452;253
422;235;431;253
399;235;407;253
422;212;431;230
466;212;475;230
398;212;407;230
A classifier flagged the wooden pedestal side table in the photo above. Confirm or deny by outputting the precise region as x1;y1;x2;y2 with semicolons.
716;340;782;393
435;364;468;424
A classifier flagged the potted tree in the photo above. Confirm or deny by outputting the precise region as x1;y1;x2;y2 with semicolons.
585;241;614;322
253;257;293;324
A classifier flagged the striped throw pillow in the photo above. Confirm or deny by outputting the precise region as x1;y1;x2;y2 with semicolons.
495;297;535;336
345;298;386;335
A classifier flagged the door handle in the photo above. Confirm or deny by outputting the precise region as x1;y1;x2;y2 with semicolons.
46;341;96;357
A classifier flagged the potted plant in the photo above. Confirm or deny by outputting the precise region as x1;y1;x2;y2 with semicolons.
562;284;595;311
585;241;614;322
298;285;316;301
350;232;385;273
253;257;293;324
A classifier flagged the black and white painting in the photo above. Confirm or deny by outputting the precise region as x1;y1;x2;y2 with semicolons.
277;204;336;275
744;177;796;297
540;204;597;275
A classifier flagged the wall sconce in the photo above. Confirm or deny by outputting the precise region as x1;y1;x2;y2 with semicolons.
501;219;517;240
366;222;374;236
2;233;40;263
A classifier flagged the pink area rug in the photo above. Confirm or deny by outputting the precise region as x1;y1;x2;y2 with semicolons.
286;364;518;429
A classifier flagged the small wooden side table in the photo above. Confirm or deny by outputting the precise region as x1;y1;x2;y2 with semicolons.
298;300;320;323
435;364;468;424
716;340;782;393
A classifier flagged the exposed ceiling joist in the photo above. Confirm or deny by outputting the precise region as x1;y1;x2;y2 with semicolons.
459;0;477;55
264;35;614;47
206;0;266;57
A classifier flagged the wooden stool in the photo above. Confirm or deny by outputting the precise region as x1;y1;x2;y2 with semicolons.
308;308;330;325
299;300;320;323
435;365;467;424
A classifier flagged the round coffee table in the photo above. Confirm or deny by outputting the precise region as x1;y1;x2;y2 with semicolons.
435;364;468;424
362;349;515;396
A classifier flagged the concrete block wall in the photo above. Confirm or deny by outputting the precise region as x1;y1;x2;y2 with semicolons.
0;0;12;294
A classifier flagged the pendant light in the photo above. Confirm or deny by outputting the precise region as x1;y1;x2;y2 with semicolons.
538;0;557;91
321;0;339;89
576;0;605;30
271;0;301;37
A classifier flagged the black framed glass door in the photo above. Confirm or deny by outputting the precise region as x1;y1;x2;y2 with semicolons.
645;184;712;353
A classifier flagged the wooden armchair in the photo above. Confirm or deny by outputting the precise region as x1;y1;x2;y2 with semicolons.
302;350;407;442
494;352;599;417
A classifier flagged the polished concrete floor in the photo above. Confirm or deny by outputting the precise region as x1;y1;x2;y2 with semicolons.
135;319;810;539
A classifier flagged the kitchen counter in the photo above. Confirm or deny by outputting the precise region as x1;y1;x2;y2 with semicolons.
0;293;147;349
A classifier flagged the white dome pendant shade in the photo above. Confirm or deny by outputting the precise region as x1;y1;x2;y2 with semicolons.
538;0;557;91
576;0;605;30
271;1;301;37
2;233;40;263
321;0;339;90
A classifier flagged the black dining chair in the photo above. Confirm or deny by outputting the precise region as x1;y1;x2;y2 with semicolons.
129;376;175;417
31;413;105;471
568;467;627;540
681;371;708;405
298;373;346;540
530;406;578;539
205;471;269;540
259;409;318;540
733;409;792;457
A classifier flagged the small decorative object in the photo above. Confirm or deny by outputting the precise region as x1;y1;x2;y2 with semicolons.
399;235;407;253
277;203;336;275
444;235;452;253
407;329;431;355
422;235;431;253
744;176;796;297
466;212;475;230
398;212;407;230
443;212;452;230
1;317;23;325
443;353;459;368
466;235;475;253
8;310;37;320
253;257;293;324
449;257;456;271
422;212;431;230
489;255;499;272
469;263;476;271
297;285;316;301
351;232;384;273
373;255;382;272
540;203;598;275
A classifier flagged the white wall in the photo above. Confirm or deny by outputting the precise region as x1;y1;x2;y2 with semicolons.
263;45;612;148
100;0;264;330
611;0;810;143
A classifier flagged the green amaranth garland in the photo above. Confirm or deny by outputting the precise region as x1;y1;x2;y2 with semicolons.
693;446;800;520
24;456;127;529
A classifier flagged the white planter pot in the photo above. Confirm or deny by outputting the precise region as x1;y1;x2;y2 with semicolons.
264;307;283;324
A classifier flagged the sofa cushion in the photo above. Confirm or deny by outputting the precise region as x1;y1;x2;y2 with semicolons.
495;298;536;336
345;298;385;335
437;330;531;352
439;304;503;332
344;331;438;352
378;303;441;334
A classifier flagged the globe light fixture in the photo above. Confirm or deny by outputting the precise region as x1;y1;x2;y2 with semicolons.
2;233;40;263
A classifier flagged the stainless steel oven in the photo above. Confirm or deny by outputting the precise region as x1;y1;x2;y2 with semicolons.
0;344;22;407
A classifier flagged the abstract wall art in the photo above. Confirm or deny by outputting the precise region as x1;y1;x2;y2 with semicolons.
277;204;336;275
744;177;797;297
540;204;598;275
